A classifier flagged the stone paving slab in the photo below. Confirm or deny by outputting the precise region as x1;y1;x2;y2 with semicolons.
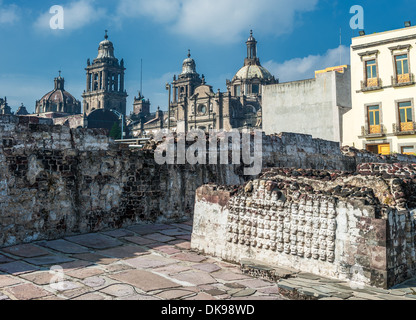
0;274;22;288
70;253;118;265
3;283;51;300
72;293;106;300
0;254;15;264
192;263;222;273
0;261;39;275
152;265;193;276
172;253;207;263
1;220;416;300
127;224;174;235
65;234;123;250
65;267;105;280
48;281;82;292
170;223;193;232
237;278;275;289
151;245;181;255
212;270;251;281
143;233;176;243
103;263;134;273
1;244;50;258
124;254;178;269
172;271;217;286
159;229;190;236
156;289;198;300
101;229;135;238
24;255;75;266
82;276;109;288
97;245;148;259
124;236;157;246
109;269;181;292
169;240;191;250
100;284;136;298
19;271;58;285
38;240;90;254
59;260;94;271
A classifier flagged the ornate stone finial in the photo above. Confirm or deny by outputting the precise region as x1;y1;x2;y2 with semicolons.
188;49;191;58
58;70;62;78
104;30;108;40
250;29;253;36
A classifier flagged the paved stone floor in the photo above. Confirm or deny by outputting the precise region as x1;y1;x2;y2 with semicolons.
0;221;415;301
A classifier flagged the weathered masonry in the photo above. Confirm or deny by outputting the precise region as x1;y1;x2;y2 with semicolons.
191;165;416;289
1;113;416;286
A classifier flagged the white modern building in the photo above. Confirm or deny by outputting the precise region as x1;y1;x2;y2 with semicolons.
343;23;416;155
262;66;351;143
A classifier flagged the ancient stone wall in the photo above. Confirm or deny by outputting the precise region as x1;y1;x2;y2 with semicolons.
191;168;416;289
0;115;243;247
1;114;415;255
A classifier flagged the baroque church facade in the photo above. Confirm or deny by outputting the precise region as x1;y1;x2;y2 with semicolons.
129;31;278;137
3;31;276;137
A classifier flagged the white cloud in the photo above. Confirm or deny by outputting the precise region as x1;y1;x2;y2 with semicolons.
117;0;181;23
34;0;106;32
0;1;20;25
264;45;350;82
116;0;318;43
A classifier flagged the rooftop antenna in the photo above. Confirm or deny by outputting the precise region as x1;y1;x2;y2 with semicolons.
339;27;342;65
140;58;143;95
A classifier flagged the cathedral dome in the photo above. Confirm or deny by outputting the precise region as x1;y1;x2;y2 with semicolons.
36;73;81;114
96;31;116;60
181;50;198;76
233;64;274;82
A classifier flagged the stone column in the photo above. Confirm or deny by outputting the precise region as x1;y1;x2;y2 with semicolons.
115;73;119;92
86;73;91;92
120;72;124;92
103;70;108;92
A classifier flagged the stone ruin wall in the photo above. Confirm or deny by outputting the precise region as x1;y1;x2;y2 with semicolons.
0;113;415;262
191;166;416;289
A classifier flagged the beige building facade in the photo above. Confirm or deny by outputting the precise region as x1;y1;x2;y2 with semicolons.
343;25;416;155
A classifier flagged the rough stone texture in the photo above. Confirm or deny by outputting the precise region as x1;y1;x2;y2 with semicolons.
109;269;181;292
1;115;416;248
191;168;416;289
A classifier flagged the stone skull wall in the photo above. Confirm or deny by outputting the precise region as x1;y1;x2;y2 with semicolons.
191;168;416;289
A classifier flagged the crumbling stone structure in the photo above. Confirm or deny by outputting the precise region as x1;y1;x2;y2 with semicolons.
1;113;415;290
191;166;416;289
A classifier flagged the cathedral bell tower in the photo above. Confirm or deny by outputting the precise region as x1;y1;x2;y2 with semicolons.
82;31;128;117
170;50;202;133
245;30;260;66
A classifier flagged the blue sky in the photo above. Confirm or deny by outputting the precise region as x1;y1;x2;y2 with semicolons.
0;0;415;114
